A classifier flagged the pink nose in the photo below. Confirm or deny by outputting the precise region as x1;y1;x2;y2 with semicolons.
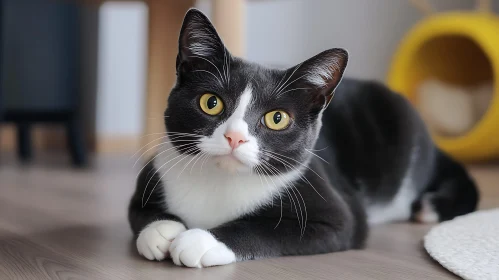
224;131;248;149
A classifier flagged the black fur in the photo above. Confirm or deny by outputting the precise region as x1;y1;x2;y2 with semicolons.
128;9;478;263
411;150;479;222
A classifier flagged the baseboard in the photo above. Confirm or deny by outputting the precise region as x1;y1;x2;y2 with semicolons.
1;127;138;154
96;135;141;154
0;126;16;151
0;125;50;152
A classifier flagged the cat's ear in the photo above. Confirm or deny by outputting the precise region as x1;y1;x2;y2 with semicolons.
177;9;226;68
293;48;348;107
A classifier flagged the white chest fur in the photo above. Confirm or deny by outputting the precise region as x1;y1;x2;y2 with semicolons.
154;150;300;229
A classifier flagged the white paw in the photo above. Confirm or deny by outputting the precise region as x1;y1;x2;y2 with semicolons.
415;195;440;223
136;220;186;261
169;229;236;268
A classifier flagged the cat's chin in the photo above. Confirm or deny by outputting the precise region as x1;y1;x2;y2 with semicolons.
213;155;252;174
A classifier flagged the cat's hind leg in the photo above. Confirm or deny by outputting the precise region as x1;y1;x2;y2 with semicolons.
411;150;479;223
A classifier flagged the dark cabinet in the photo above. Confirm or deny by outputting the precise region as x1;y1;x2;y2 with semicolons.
0;0;86;166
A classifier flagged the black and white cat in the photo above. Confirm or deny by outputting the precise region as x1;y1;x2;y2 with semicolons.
128;9;478;268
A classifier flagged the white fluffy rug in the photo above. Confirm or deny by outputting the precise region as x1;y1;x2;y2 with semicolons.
424;209;499;280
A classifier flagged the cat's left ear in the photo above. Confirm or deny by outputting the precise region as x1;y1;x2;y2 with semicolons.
177;9;227;69
294;48;348;107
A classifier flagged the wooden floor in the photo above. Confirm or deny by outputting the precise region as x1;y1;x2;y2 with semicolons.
1;154;498;280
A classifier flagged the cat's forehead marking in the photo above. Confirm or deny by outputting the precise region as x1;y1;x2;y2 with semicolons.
225;85;253;134
232;85;253;118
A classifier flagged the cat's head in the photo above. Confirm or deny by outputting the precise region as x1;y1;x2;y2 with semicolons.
165;9;347;174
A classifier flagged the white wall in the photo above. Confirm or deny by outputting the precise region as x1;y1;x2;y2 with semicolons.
96;2;148;137
246;0;474;81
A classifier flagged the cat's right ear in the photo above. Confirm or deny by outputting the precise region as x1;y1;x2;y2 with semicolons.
288;48;348;108
177;9;226;71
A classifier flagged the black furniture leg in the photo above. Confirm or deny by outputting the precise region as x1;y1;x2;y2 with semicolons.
17;122;32;162
66;118;87;167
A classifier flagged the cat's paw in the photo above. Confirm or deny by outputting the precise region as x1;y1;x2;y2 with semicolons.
136;220;186;261
169;229;236;268
414;194;439;223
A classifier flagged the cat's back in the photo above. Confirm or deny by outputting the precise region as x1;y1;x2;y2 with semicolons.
321;78;421;149
329;78;410;118
317;78;435;201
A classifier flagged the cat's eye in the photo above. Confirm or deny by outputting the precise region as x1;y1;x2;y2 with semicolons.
199;93;224;115
263;110;291;131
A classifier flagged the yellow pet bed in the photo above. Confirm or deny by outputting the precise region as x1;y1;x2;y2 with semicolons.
387;0;499;162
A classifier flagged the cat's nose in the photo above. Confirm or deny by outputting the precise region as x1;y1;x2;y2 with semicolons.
224;131;248;149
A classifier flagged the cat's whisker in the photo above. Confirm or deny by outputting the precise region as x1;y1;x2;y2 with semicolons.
263;152;305;179
223;47;231;86
135;142;199;179
288;185;304;236
254;164;277;209
142;145;198;207
276;87;311;98
192;69;224;87
261;161;303;232
132;137;192;162
264;161;305;234
190;55;225;85
133;140;200;167
272;69;290;96
164;131;201;135
143;146;199;207
305;149;329;164
291;185;308;238
275;74;309;97
131;135;169;159
195;143;236;173
261;149;325;182
196;152;208;175
273;62;303;96
261;157;311;237
144;147;198;207
177;150;203;179
306;146;329;152
268;154;314;185
190;151;207;175
131;133;200;160
263;152;314;184
227;53;231;86
273;63;304;96
222;47;227;84
141;143;198;181
139;132;167;138
200;151;211;173
139;131;200;139
258;163;286;229
262;151;326;202
253;166;265;190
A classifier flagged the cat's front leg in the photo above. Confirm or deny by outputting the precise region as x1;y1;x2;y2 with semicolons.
169;217;353;268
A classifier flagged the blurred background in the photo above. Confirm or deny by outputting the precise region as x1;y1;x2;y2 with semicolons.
1;0;498;167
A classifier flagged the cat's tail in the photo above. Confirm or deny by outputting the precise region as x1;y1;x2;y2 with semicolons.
412;149;479;223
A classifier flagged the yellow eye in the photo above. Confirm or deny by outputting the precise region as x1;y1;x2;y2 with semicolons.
199;93;224;115
264;110;291;130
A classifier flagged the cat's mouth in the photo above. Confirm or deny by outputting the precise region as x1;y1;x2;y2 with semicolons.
213;154;249;173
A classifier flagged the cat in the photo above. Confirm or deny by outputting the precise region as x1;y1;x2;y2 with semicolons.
128;9;478;268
